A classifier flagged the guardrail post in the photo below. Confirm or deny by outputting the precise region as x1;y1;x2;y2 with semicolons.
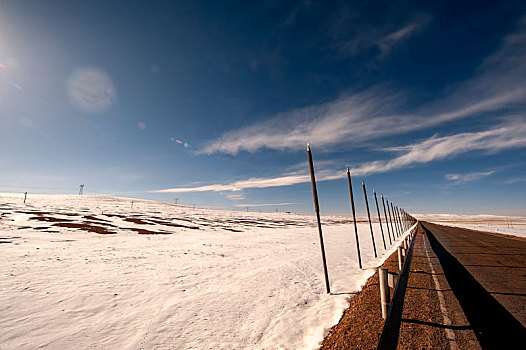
398;247;404;271
379;267;390;319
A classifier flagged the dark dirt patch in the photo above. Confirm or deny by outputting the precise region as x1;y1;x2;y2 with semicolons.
124;227;172;235
124;217;153;225
52;222;116;234
57;212;80;217
83;220;116;227
83;215;110;222
148;218;199;229
30;216;73;223
222;227;242;232
17;211;53;215
102;213;126;218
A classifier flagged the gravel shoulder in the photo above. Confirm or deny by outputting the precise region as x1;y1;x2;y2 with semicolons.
320;223;518;349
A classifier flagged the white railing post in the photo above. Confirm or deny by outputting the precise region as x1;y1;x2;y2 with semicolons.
379;267;390;319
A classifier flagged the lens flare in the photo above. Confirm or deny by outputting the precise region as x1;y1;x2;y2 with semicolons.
171;137;193;151
4;78;22;90
1;57;24;91
67;68;116;114
138;122;147;130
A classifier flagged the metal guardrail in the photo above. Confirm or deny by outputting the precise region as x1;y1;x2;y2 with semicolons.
376;224;418;350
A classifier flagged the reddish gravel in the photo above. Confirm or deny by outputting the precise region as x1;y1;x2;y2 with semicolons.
320;246;402;349
321;223;525;349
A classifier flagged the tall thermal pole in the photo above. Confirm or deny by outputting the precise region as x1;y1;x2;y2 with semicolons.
307;144;330;294
381;195;392;245
362;180;377;258
373;189;387;250
347;166;362;269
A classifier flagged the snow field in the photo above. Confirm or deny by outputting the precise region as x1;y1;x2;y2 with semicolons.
0;193;414;349
416;213;526;238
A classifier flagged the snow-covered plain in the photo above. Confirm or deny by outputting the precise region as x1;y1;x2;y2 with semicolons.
416;213;526;238
0;193;413;350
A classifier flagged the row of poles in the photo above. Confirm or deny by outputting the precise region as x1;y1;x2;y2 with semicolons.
307;145;417;294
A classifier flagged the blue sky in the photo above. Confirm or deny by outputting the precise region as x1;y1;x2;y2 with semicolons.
1;0;525;215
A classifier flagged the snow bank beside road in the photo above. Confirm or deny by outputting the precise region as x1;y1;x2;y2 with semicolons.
416;213;526;238
1;193;410;349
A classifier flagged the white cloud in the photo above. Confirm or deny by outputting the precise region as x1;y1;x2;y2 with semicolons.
335;15;430;59
226;194;245;200
503;177;526;184
161;120;526;193
376;22;423;57
151;173;310;193
352;120;526;175
234;202;299;207
198;18;526;156
444;171;496;183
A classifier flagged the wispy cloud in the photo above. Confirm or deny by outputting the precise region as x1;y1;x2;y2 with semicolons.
162;120;526;193
353;120;526;175
445;171;496;183
234;202;299;207
281;0;312;28
226;194;245;200
375;22;425;58
334;14;431;59
151;173;310;193
199;18;526;156
503;177;526;184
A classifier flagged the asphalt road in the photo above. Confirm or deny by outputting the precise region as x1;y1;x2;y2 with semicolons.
420;222;526;348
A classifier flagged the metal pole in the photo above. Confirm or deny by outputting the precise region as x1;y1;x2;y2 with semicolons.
391;202;399;237
381;195;392;245
397;207;403;233
394;205;401;235
307;145;330;294
386;199;395;239
347;167;362;269
379;267;390;319
373;190;387;250
23;192;27;204
397;206;403;234
362;180;377;258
